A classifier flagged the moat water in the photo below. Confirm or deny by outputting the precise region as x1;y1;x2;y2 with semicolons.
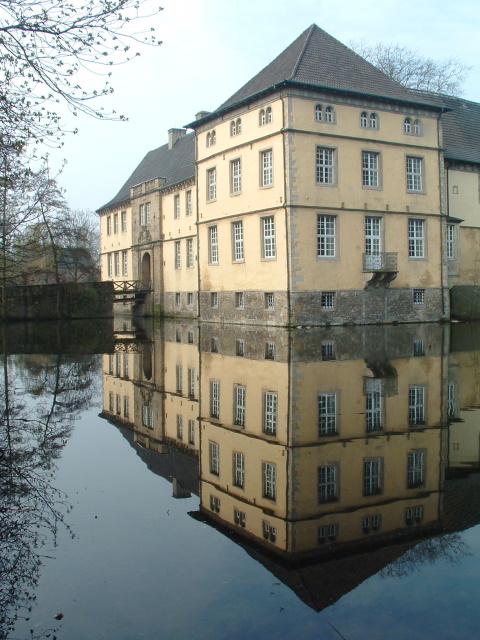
2;318;480;640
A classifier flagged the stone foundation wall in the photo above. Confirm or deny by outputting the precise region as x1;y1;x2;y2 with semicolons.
198;290;289;325
451;285;480;320
159;291;199;319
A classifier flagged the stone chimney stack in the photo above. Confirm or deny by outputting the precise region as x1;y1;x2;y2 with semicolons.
195;111;211;120
168;128;187;149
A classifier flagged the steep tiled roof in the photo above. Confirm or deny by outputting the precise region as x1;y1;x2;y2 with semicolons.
210;24;435;117
410;91;480;165
97;132;195;211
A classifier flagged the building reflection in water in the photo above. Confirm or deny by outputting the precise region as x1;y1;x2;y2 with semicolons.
101;319;480;611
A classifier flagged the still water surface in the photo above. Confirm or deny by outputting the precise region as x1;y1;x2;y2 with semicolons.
3;319;480;639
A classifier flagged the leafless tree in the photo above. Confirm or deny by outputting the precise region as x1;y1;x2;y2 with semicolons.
350;40;471;96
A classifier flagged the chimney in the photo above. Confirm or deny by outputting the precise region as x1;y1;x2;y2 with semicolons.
168;128;187;149
195;111;211;120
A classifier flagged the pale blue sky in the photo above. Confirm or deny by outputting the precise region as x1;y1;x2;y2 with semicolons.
51;0;480;211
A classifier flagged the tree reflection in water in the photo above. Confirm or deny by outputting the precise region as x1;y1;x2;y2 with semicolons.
0;346;100;638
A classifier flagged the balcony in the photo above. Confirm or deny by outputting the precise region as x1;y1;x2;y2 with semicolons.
363;252;398;287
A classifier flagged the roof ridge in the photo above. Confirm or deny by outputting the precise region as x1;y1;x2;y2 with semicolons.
290;23;316;79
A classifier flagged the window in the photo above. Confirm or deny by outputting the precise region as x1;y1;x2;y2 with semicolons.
140;204;145;225
265;342;275;360
210;292;218;308
362;515;382;534
318;523;338;544
318;393;337;436
209;226;218;264
142;405;153;429
407;451;424;487
114;213;119;233
362;151;380;187
175;240;181;269
321;342;335;360
261;216;276;259
365;216;381;265
360;110;378;129
176;365;183;394
234;508;246;527
207;167;216;201
123;396;129;419
230;158;242;194
318;465;338;503
188;419;195;445
366;386;383;432
175;328;181;342
265;292;275;309
114;252;120;277
122;251;128;276
317;215;336;257
235;339;245;357
360;111;368;128
187;292;193;306
266;106;272;123
108;391;114;411
115;352;121;376
260;149;273;187
447;381;456;418
363;458;382;496
146;202;151;223
230;118;241;136
405;505;423;525
325;106;334;123
115;393;121;413
210;495;220;512
447;224;455;259
234;385;245;426
176;414;183;439
186;238;194;268
413;288;425;305
232;221;244;261
235;291;244;309
107;254;113;277
209;441;220;475
405;117;421;135
108;354;114;375
175;293;181;307
404;117;411;133
174;194;180;219
206;130;216;147
406;156;423;192
233;452;245;488
262;462;276;500
370;113;377;129
316;147;335;185
259;106;272;125
124;353;129;379
409;386;425;426
186;190;192;216
413;339;425;357
121;210;127;232
106;216;112;235
263;521;276;542
408;219;425;258
188;368;195;397
210;380;220;418
211;337;219;352
413;119;421;135
263;391;277;435
321;291;335;309
315;104;323;121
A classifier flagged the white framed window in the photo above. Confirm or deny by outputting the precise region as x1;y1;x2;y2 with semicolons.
317;214;336;257
262;462;276;500
259;106;272;125
187;292;193;306
209;495;220;512
366;387;383;432
408;218;425;258
370;113;377;129
362;151;380;187
210;292;218;308
186;238;194;268
266;106;272;123
146;202;151;223
405;505;423;525
261;216;276;259
362;514;382;534
318;392;337;436
122;251;128;276
207;167;216;201
176;414;183;439
235;291;244;309
315;104;323;121
325;106;334;123
265;342;275;360
233;452;245;488
262;521;276;542
206;130;216;147
260;149;273;187
236;339;244;357
318;523;338;544
318;465;338;503
174;194;180;219
114;213;119;233
175;240;181;269
363;458;382;496
413;119;421;135
413;288;425;305
140;204;145;226
409;386;425;426
114;252;120;277
365;216;382;264
321;341;335;360
413;339;425;357
265;292;275;310
209;441;220;475
230;118;241;136
360;110;378;129
234;385;245;426
407;451;424;487
121;210;127;232
360;111;368;128
321;291;335;309
175;293;181;307
406;156;423;192
234;509;246;528
209;225;218;264
263;391;277;435
188;419;195;445
230;158;242;194
186;190;192;216
188;367;195;398
107;253;113;277
106;216;112;235
175;364;183;394
316;146;335;185
404;117;412;133
210;380;220;418
447;224;455;259
231;220;244;262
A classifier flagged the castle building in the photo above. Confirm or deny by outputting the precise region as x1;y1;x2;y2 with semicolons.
97;25;480;326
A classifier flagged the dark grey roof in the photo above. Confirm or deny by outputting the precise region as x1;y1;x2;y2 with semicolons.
196;24;438;124
409;91;480;165
97;132;195;211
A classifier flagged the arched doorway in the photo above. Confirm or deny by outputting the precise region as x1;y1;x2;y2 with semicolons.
141;252;151;286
